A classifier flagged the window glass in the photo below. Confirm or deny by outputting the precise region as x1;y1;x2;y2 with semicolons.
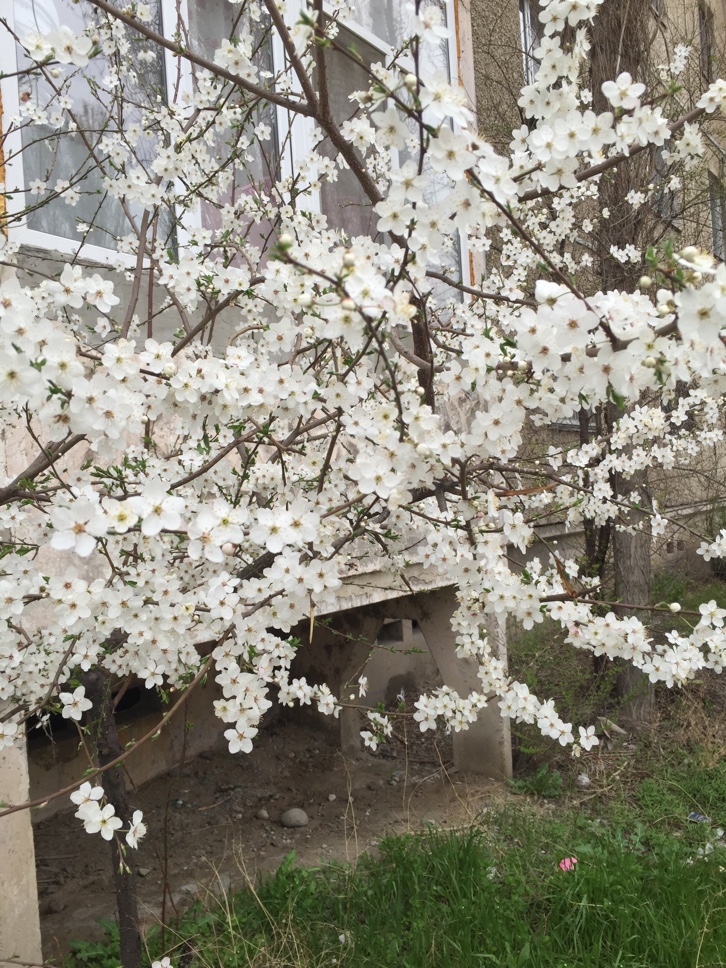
320;6;461;277
14;0;167;248
344;0;409;48
184;1;277;242
318;25;381;238
519;0;543;85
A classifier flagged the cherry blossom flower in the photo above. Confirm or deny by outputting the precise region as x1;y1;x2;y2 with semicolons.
601;72;645;110
127;480;185;536
47;27;93;67
82;803;124;840
126;810;147;849
59;685;93;721
70;782;104;809
0;719;19;750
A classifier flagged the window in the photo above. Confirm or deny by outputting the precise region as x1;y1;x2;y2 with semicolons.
2;0;177;260
709;171;726;260
1;0;274;260
1;0;465;276
699;1;715;83
519;0;543;86
308;1;464;278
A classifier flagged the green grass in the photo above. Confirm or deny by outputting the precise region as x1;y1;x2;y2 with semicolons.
69;572;726;968
68;803;726;968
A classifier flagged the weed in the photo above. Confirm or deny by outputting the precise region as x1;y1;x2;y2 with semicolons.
510;763;565;799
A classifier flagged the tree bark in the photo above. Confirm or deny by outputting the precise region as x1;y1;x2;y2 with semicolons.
590;0;655;725
612;466;656;727
83;670;142;968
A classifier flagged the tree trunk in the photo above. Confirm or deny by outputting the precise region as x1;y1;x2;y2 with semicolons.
83;670;142;968
590;0;655;726
612;466;655;727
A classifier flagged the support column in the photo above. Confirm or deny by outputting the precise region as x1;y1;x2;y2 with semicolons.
292;608;385;755
412;586;512;779
0;733;43;968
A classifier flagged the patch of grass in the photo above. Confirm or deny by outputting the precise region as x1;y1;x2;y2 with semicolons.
510;763;564;799
70;807;726;968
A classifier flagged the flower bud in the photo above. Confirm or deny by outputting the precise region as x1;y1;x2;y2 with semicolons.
642;356;657;368
297;293;312;308
279;233;293;248
161;363;177;378
50;68;61;78
679;245;699;261
404;74;418;91
638;275;653;289
342;252;356;268
222;542;236;556
340;298;355;311
669;602;681;613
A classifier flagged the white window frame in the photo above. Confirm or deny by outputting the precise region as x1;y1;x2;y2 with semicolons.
519;0;542;86
0;0;181;266
2;0;470;283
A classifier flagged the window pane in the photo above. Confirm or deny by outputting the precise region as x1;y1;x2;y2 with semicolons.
519;0;543;84
15;0;168;248
319;26;380;239
344;0;410;47
184;1;277;241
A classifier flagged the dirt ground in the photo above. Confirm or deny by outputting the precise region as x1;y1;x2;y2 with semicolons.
34;715;506;961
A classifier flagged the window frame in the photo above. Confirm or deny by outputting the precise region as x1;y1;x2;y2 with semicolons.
0;0;182;266
2;0;470;284
519;0;542;86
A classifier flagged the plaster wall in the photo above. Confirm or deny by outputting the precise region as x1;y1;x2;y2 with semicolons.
0;729;43;968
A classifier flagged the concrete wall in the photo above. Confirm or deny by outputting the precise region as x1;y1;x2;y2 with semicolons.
470;0;525;151
0;728;43;968
28;676;226;822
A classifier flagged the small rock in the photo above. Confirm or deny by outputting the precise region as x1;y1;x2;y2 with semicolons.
40;895;66;915
257;808;270;821
280;808;309;828
137;867;152;878
210;872;233;895
328;794;336;802
179;882;198;897
575;773;591;789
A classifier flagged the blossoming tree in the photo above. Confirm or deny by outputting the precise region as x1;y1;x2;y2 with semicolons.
3;0;726;962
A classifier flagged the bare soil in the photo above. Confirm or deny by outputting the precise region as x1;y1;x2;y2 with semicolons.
35;715;505;961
